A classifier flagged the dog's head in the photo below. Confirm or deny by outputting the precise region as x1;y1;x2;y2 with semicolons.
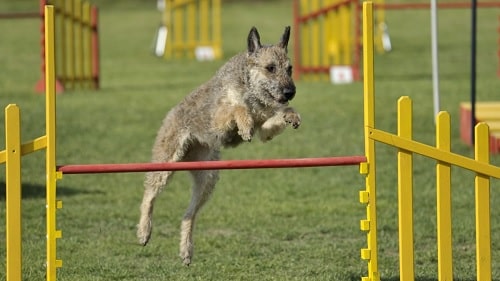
245;26;296;106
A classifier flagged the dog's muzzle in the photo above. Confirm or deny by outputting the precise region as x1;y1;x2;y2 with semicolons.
283;86;296;101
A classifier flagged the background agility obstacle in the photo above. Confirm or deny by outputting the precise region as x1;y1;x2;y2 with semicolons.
292;0;389;82
35;0;100;93
0;0;100;93
159;0;222;60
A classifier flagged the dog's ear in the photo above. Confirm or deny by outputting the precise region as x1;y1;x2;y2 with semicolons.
278;26;291;52
247;26;262;53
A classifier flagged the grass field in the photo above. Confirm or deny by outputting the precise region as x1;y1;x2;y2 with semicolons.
1;0;500;280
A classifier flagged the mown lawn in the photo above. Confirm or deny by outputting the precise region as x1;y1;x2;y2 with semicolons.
1;0;500;280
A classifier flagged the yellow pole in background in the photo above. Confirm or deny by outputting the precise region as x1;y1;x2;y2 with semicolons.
300;0;310;80
310;0;319;80
163;0;172;58
334;0;340;65
83;2;91;85
5;104;22;281
374;0;386;53
55;0;66;88
74;0;83;88
212;0;222;59
340;1;352;65
323;0;333;69
65;0;74;89
44;5;63;281
186;1;196;58
173;1;183;58
200;0;209;45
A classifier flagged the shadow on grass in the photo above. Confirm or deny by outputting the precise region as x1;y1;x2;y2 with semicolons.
0;182;104;199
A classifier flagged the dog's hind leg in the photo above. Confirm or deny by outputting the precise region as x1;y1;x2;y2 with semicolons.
137;170;174;246
179;149;220;266
137;129;191;246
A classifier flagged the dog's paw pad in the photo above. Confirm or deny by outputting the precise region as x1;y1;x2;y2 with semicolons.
284;113;301;129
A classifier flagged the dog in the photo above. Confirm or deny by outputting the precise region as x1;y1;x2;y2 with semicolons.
137;26;301;265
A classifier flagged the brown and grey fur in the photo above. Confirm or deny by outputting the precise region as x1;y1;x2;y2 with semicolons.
137;26;301;265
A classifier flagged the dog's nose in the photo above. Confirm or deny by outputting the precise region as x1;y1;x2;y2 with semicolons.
283;86;296;100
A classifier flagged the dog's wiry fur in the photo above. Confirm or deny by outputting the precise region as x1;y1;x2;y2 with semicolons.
137;26;301;265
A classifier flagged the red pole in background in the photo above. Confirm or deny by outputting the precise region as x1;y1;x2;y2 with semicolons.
35;0;64;94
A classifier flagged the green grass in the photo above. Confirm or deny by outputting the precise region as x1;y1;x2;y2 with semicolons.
1;0;500;280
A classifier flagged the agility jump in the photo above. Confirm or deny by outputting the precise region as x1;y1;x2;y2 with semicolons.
293;0;361;81
292;0;389;82
35;0;100;93
3;2;500;281
160;0;222;60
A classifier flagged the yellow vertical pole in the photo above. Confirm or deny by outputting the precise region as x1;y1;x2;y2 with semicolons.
82;2;91;85
436;111;453;280
331;0;340;65
163;0;173;59
74;0;83;88
321;0;333;80
361;2;379;280
5;104;22;281
397;96;414;280
212;0;222;59
45;5;63;281
56;0;66;86
65;0;74;89
300;0;310;80
340;0;352;65
323;0;332;67
340;0;346;64
374;0;386;53
173;1;184;58
474;123;491;281
199;0;209;45
186;1;196;58
311;0;320;80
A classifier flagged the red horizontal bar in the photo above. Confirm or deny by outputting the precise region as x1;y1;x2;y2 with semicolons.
375;2;500;10
57;156;367;174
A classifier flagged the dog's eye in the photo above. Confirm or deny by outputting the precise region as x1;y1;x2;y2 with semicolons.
266;64;276;73
287;66;293;76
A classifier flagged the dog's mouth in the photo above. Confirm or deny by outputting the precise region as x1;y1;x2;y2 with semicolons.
276;96;289;105
265;90;289;105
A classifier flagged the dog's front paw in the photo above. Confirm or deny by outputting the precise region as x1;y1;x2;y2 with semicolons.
283;108;301;129
238;127;254;141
